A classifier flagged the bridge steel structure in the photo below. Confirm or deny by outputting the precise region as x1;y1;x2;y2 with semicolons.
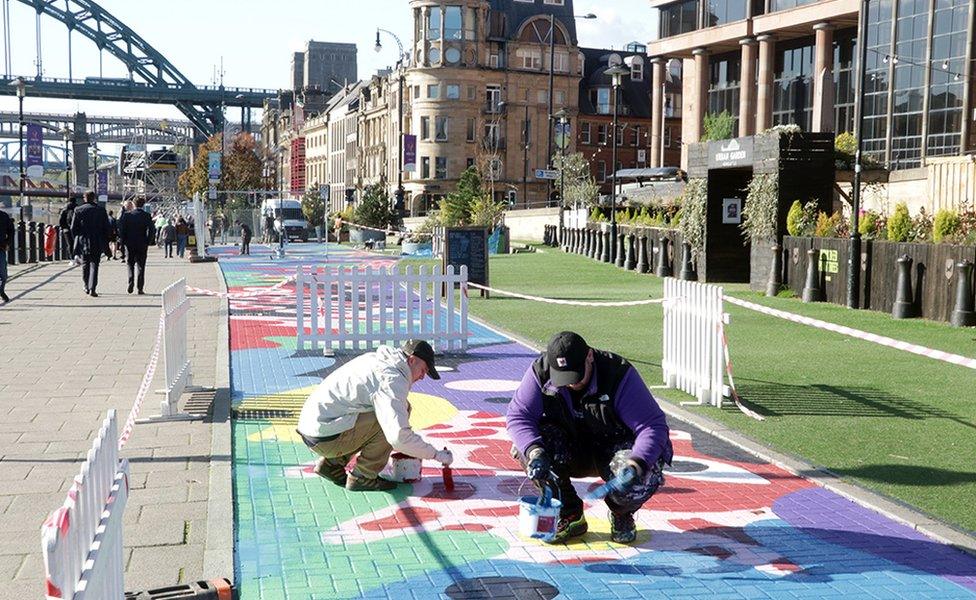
0;0;278;138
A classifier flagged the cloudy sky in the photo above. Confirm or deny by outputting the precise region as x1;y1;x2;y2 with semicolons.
0;0;656;120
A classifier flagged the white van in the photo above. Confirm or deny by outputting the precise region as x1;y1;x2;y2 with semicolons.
260;198;309;242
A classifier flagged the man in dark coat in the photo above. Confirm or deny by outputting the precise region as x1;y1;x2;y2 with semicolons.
118;198;156;294
70;191;111;297
238;221;252;255
0;208;13;303
58;198;78;262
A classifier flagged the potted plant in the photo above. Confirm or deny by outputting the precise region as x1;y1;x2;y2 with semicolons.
349;183;395;245
403;213;438;256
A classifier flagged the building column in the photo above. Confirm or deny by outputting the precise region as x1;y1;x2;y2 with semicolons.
650;57;666;167
738;38;757;138
691;48;709;144
756;34;775;133
811;22;836;133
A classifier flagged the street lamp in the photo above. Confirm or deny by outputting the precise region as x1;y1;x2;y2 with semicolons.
375;28;408;218
9;77;26;220
847;0;870;310
60;126;73;204
605;64;630;263
235;93;245;138
553;108;570;208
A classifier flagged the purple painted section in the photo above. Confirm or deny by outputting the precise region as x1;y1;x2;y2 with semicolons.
773;487;976;593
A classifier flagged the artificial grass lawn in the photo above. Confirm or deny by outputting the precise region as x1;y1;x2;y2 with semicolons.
459;245;976;533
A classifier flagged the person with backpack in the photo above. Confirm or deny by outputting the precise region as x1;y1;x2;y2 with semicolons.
0;208;14;303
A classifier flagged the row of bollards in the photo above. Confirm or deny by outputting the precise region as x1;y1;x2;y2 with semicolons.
544;225;697;281
783;243;976;328
4;220;75;268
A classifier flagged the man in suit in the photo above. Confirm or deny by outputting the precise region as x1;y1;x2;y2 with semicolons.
70;191;111;297
0;208;13;303
118;198;155;294
58;198;77;263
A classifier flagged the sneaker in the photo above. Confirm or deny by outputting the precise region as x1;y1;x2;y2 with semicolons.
0;291;9;303
313;457;348;486
345;474;398;492
610;512;637;544
549;511;588;544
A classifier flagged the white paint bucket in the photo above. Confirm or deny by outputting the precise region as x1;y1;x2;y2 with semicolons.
389;453;422;483
517;496;562;542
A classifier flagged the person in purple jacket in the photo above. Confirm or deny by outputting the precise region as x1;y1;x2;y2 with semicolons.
506;331;673;544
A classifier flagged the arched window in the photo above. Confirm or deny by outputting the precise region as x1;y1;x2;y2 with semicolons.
518;17;568;45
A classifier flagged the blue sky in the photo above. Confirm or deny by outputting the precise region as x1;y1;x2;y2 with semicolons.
0;0;656;121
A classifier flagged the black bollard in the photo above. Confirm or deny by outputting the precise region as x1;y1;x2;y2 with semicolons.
802;249;823;302
37;223;47;261
892;254;917;319
766;244;783;297
16;221;26;264
950;261;976;327
575;228;583;254
679;242;697;281
615;234;625;267
27;222;37;263
6;224;15;265
583;228;591;258
636;235;649;273
655;237;672;278
591;230;599;260
624;234;636;270
544;226;550;246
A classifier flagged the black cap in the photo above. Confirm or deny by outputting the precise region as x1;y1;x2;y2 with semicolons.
402;339;440;380
546;331;589;387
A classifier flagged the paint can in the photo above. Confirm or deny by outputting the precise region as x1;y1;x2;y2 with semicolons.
389;453;422;483
517;495;562;542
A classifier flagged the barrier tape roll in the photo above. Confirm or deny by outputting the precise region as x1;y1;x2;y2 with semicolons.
118;316;164;449
724;295;976;371
466;282;668;307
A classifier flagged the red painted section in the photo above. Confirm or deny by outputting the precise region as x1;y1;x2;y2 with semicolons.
360;506;440;531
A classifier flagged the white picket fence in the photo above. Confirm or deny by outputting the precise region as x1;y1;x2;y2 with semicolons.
662;278;729;407
41;410;129;600
296;265;470;353
161;278;192;415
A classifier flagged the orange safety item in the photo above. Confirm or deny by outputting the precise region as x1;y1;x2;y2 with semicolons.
212;577;233;600
44;225;56;257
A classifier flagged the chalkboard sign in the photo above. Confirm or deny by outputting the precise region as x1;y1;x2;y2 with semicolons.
444;227;490;297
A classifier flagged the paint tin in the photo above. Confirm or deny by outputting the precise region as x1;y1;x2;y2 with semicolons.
390;453;422;483
517;496;562;542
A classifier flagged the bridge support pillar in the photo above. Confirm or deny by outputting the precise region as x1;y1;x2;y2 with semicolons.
72;113;90;190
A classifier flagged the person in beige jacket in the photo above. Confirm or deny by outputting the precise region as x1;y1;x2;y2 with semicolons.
297;340;454;492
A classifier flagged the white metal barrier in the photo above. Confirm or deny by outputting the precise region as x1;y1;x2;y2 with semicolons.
161;278;192;415
41;410;130;600
662;278;729;407
296;264;470;353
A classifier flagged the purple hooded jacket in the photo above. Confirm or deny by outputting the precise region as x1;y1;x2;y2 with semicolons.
506;361;673;468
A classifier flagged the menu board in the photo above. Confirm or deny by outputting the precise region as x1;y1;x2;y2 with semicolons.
443;227;490;297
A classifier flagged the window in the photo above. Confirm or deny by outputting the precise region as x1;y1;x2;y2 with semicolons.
770;0;817;10
659;0;699;38
630;57;644;81
926;0;968;158
580;122;591;144
466;118;476;142
591;88;612;114
484;123;501;149
466;157;475;168
413;85;420;99
435;116;448;141
435;157;447;179
707;51;741;132
705;0;747;27
444;6;462;40
421;156;431;178
555;90;566;105
517;48;543;70
597;161;607;182
421;116;431;140
537;90;549;104
772;37;814;131
427;84;440;99
486;85;503;112
467;85;476;100
632;126;641;147
446;84;461;99
597;123;608;145
427;7;441;40
554;51;570;73
490;53;500;68
465;7;477;40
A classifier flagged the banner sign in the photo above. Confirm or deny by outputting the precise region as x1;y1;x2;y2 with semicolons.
208;152;222;182
555;122;571;150
97;171;109;202
403;134;417;173
26;124;43;177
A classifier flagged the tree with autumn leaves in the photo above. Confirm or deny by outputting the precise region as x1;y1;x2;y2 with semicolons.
178;132;263;206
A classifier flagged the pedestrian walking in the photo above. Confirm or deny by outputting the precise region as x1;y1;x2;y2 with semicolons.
70;191;111;297
208;216;218;246
218;212;228;244
238;221;252;256
161;219;176;258
106;210;119;260
296;340;453;492
506;331;673;544
264;210;275;244
118;198;155;295
0;208;13;303
154;213;168;247
58;198;77;263
175;217;190;258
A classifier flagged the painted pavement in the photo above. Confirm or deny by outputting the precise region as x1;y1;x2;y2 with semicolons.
217;243;976;600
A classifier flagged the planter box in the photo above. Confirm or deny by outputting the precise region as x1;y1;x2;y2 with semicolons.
349;226;387;245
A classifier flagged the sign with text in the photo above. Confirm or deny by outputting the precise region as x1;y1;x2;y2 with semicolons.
208;152;222;182
26;124;43;178
708;137;754;169
443;227;490;295
97;171;109;202
535;169;559;180
403;134;417;173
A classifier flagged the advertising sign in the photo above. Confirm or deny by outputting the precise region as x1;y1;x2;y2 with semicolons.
208;152;222;182
555;122;571;150
708;137;754;169
722;198;742;224
26;124;43;178
97;171;109;202
403;134;417;173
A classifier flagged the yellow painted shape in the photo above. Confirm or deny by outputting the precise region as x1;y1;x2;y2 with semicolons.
522;516;652;551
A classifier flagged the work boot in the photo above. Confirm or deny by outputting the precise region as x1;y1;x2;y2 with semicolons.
610;512;637;544
345;474;398;492
548;511;587;544
313;457;348;487
0;291;9;303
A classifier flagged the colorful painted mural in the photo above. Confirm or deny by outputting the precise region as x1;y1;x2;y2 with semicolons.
220;243;976;600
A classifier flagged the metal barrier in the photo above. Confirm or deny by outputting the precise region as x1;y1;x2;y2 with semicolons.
662;277;729;407
296;265;470;353
41;410;130;600
160;278;192;415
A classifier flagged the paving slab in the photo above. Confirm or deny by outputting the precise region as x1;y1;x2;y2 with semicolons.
223;243;976;600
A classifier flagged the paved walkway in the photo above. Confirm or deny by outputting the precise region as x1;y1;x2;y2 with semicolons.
0;248;228;598
225;244;976;600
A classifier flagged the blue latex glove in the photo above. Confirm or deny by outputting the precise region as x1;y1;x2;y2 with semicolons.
526;448;552;487
586;465;639;501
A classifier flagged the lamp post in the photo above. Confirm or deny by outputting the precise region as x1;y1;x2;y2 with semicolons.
9;77;26;220
60;126;73;204
522;103;530;208
375;28;408;217
847;0;870;309
605;64;629;263
553;108;570;207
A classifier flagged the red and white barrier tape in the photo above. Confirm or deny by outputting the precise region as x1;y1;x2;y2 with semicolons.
338;219;433;238
724;295;976;371
118;316;164;449
466;282;668;307
717;319;765;422
186;275;296;299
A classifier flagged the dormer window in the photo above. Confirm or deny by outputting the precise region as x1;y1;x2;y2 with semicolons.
628;56;644;81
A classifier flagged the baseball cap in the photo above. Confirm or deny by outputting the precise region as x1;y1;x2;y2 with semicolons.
546;331;589;387
402;339;440;380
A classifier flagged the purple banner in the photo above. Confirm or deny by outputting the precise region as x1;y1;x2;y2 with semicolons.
97;171;108;197
26;124;43;170
403;134;417;173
